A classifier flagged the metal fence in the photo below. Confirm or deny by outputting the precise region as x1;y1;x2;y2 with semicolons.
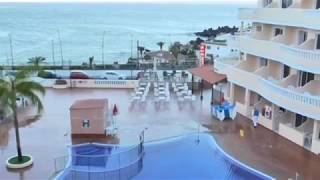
54;133;145;180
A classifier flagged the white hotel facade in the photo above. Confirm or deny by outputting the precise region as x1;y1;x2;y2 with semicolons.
214;0;320;154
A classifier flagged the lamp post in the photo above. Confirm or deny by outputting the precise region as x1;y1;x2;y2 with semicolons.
51;39;55;72
57;30;64;67
8;34;14;70
101;31;106;69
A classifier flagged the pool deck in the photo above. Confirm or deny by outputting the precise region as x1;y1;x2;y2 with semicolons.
0;88;319;179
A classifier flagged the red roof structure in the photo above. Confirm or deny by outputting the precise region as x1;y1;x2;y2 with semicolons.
70;99;108;110
188;65;226;85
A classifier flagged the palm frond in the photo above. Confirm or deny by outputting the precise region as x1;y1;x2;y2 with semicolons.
19;90;43;113
16;81;46;96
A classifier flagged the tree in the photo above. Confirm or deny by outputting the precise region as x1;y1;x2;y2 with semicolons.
27;56;46;73
0;70;45;162
157;42;165;51
88;56;94;69
0;66;3;78
169;42;182;60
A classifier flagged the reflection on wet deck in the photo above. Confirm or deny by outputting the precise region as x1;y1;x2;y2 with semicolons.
0;88;207;180
0;88;319;180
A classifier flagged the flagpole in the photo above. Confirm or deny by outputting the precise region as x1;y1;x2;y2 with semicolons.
57;30;64;67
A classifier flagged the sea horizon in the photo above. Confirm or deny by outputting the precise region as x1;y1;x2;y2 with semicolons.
0;2;253;65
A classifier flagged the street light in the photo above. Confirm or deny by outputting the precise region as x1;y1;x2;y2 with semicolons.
101;31;106;69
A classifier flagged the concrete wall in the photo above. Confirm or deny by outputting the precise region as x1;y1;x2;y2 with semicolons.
70;107;107;135
312;121;320;154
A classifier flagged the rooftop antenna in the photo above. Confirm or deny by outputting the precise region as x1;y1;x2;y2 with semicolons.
57;30;64;67
130;34;133;58
101;31;106;69
8;34;14;70
51;39;55;72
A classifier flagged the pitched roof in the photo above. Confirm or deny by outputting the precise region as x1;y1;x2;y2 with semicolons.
188;65;227;85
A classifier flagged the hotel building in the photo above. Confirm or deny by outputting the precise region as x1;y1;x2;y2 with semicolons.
214;0;320;154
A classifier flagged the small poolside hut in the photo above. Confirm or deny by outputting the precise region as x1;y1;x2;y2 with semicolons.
70;99;108;137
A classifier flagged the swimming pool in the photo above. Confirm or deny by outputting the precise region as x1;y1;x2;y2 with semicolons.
57;133;274;180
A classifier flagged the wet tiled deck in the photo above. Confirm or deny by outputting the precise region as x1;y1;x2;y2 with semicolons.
0;88;319;179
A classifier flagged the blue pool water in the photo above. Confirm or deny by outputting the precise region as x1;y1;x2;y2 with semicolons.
58;134;273;180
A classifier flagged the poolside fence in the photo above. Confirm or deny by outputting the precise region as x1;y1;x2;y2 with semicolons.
54;132;145;180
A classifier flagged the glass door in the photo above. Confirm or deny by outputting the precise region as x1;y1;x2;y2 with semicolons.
282;0;292;8
317;34;320;50
299;71;315;86
298;31;308;45
283;65;290;78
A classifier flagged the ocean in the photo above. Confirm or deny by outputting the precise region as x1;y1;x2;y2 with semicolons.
0;3;252;65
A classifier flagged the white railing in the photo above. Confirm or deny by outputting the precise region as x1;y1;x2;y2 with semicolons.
262;79;320;108
67;79;139;89
281;45;320;62
215;60;320;119
235;35;320;73
239;8;320;30
51;79;139;89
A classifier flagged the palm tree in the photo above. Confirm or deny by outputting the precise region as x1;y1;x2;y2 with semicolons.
0;70;45;162
27;56;46;73
88;56;94;69
157;42;165;51
0;66;3;78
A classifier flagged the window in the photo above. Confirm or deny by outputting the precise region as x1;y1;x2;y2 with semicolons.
299;71;315;86
260;58;268;67
317;34;320;50
298;31;308;45
263;0;272;7
283;65;290;78
282;0;292;8
274;28;283;36
256;25;262;32
279;107;286;113
317;0;320;9
83;120;90;128
295;114;307;127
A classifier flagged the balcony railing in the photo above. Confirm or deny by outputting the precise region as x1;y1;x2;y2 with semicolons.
262;79;320;108
239;8;320;30
215;59;320;120
281;45;320;62
227;35;320;74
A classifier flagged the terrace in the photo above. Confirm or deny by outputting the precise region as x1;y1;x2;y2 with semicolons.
0;85;319;179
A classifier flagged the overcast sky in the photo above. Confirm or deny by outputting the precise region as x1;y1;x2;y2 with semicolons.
0;0;257;3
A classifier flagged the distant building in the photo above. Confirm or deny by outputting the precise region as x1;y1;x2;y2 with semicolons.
70;99;108;137
145;50;188;64
204;34;239;61
145;51;175;63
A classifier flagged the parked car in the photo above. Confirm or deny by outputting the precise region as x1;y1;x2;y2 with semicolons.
38;70;57;79
102;71;125;80
70;70;90;79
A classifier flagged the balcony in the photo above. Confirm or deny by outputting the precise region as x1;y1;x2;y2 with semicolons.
214;59;320;120
228;35;320;74
278;112;314;148
239;8;320;30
